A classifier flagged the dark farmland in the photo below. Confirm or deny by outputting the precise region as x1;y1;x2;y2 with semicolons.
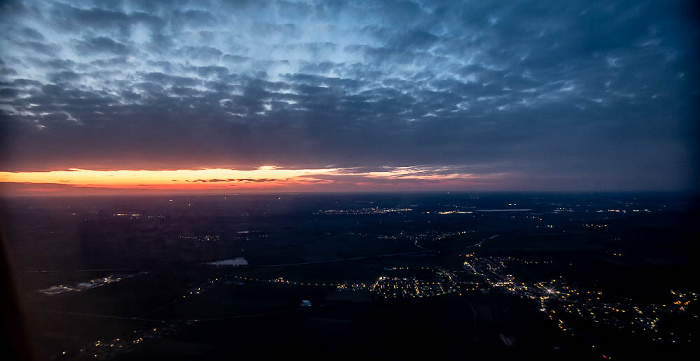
1;193;697;360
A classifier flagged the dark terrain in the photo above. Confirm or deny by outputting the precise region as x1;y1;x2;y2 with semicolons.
1;193;697;360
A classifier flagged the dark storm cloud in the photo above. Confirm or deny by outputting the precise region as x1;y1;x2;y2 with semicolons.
0;0;698;190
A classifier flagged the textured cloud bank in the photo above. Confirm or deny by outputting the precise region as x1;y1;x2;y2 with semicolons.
1;0;698;191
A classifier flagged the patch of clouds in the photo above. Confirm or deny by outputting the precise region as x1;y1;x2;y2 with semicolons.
0;0;697;190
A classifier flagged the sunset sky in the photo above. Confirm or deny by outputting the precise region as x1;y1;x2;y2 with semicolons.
1;0;698;195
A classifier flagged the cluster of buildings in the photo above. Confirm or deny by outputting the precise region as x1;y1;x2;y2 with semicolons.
38;274;133;296
315;207;413;215
462;253;697;347
178;235;221;242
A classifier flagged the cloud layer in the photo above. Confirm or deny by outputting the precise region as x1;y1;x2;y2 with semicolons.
1;0;698;191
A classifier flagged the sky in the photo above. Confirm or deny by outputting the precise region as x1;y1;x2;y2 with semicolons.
0;0;698;195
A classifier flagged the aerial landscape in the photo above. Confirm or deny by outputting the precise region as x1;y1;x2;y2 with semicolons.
1;193;698;360
0;1;698;360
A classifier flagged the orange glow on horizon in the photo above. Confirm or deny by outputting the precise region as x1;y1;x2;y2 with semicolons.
0;166;336;188
0;166;503;195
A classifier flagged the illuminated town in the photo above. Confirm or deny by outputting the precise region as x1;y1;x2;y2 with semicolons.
46;251;696;360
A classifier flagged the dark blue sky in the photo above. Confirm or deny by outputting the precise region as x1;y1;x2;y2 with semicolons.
1;0;698;192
